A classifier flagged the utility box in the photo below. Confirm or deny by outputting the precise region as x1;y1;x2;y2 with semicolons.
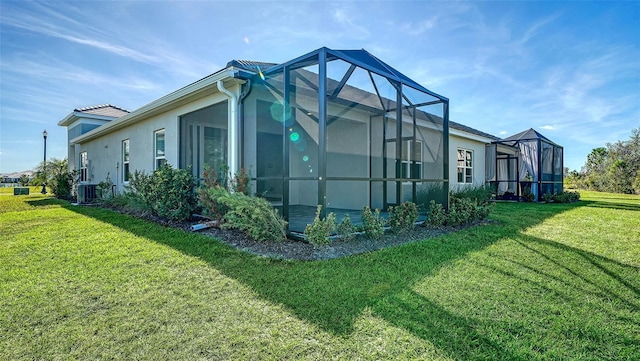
13;187;29;195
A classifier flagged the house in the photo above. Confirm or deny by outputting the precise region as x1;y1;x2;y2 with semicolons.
58;47;506;232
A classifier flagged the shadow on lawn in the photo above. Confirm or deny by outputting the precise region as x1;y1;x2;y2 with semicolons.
26;198;69;207
579;199;640;212
62;200;639;359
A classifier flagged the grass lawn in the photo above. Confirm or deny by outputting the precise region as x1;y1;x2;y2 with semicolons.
1;189;638;360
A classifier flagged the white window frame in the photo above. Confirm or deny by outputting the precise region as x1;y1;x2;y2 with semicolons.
457;148;473;184
122;139;130;183
401;139;422;180
79;152;88;182
154;129;166;170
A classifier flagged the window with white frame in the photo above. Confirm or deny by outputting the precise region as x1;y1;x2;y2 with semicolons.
79;152;88;182
401;139;422;179
457;148;473;183
122;139;130;183
154;129;166;169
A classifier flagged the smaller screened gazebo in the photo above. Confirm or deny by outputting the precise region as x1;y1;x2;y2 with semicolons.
486;128;563;201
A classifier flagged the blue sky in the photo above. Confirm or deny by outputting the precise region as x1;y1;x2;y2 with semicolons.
1;0;638;173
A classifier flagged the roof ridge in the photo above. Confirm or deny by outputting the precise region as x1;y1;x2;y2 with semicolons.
227;60;278;70
75;104;130;113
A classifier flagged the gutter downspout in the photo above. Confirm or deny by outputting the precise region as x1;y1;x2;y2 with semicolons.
238;80;252;168
217;80;239;179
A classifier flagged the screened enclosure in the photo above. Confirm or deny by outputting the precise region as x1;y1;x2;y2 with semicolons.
240;48;450;233
486;128;563;202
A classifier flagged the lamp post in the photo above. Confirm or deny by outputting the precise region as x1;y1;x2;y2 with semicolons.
41;130;47;194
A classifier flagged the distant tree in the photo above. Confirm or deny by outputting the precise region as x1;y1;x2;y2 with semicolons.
31;157;68;186
564;169;584;189
580;128;639;194
583;147;608;191
18;174;30;186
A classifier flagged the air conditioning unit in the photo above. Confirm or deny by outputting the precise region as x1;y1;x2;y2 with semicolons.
77;184;97;203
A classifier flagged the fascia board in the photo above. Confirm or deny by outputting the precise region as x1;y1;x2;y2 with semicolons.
450;128;496;144
58;111;120;126
58;112;78;126
71;69;234;144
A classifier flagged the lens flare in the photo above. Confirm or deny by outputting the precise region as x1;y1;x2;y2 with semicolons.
289;132;300;142
257;65;265;81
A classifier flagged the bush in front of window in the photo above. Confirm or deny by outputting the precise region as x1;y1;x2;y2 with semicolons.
126;164;197;221
426;184;494;227
197;165;287;242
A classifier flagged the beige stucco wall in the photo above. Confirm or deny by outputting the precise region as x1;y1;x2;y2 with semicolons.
73;90;235;193
449;131;492;191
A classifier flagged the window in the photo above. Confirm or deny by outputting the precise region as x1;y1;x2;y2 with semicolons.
154;129;166;169
122;139;130;183
457;149;473;183
401;140;422;179
79;152;88;182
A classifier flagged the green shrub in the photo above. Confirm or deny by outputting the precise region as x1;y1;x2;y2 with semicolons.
416;183;446;212
231;167;251;195
51;170;77;201
426;200;447;227
476;200;494;220
542;192;554;203
553;191;580;203
360;206;386;240
198;186;230;222
569;190;581;202
97;175;114;201
126;164;197;221
426;185;495;227
103;192;149;213
219;193;287;242
388;201;418;233
448;197;478;226
450;184;493;204
197;166;230;223
304;205;336;246
336;214;356;242
521;188;535;202
127;170;152;203
197;166;253;222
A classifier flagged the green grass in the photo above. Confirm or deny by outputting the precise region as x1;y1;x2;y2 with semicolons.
1;190;638;360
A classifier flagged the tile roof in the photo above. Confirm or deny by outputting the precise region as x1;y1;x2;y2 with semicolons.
75;104;130;118
227;60;278;72
450;120;500;140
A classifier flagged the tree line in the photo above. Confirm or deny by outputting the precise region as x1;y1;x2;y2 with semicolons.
566;128;640;194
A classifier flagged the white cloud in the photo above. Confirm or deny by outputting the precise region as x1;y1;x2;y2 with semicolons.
401;17;438;36
540;125;555;130
0;10;158;65
333;7;370;40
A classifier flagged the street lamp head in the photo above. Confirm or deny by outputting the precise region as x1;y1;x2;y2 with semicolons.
43;129;48;138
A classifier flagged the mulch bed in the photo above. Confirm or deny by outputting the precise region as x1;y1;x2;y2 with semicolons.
101;203;492;261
